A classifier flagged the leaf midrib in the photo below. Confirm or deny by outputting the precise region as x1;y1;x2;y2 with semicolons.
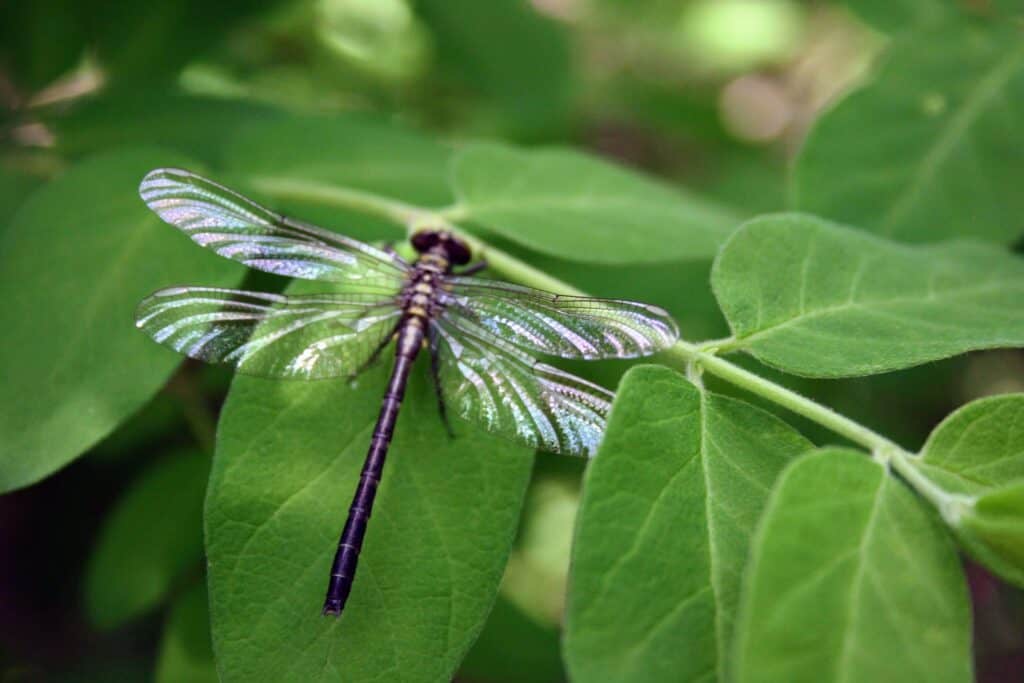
879;39;1024;234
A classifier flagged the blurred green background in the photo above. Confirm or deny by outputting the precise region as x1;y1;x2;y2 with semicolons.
1;0;1022;681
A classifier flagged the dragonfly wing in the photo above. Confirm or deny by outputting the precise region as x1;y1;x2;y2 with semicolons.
140;168;408;287
432;316;613;457
136;287;402;379
441;276;679;360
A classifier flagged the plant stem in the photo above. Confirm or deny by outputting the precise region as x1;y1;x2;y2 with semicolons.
251;179;904;456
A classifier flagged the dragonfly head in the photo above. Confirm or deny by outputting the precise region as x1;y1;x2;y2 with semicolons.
411;229;472;266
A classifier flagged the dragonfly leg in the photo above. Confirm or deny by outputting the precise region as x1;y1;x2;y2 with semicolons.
458;258;488;276
349;320;401;379
428;331;455;438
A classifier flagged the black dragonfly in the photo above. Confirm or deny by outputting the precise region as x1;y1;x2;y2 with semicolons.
134;168;679;617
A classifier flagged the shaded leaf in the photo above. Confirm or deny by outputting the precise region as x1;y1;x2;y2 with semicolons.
0;149;245;492
206;303;533;681
732;449;972;683
51;92;281;165
712;213;1024;377
416;0;570;133
156;581;218;683
0;0;84;92
85;449;208;628
564;365;812;683
793;23;1024;244
458;593;564;683
956;481;1024;587
448;143;739;264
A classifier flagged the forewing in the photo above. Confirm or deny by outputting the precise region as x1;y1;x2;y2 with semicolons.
139;168;408;287
442;276;678;359
136;287;401;379
432;317;613;457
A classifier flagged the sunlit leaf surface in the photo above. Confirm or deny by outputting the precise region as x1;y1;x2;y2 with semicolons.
565;366;812;683
733;448;971;683
0;149;245;492
713;214;1024;377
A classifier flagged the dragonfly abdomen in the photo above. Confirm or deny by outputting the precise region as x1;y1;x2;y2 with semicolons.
322;317;425;616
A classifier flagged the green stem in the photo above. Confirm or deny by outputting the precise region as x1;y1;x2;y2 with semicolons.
252;179;904;457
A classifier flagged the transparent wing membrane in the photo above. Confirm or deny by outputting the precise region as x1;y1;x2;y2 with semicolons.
432;317;613;457
442;276;678;360
139;168;408;286
136;287;401;379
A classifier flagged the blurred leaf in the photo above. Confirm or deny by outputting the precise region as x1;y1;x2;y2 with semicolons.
793;23;1024;244
0;167;42;228
712;214;1024;377
732;449;972;683
415;0;570;133
206;304;533;682
85;0;279;84
565;366;812;683
0;0;84;92
85;450;208;628
458;594;564;683
225;113;453;205
0;149;245;492
155;581;217;683
224;114;453;244
841;0;1019;32
917;394;1024;495
51;92;281;165
90;391;184;462
448;143;740;264
956;481;1024;588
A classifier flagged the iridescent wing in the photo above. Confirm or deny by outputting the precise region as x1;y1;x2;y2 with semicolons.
140;168;409;288
136;287;401;379
431;316;613;457
441;276;678;359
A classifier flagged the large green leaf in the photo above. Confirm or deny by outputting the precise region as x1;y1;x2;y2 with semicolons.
447;143;739;264
0;149;245;492
416;0;570;133
156;582;218;683
732;449;972;683
793;23;1024;244
85;449;208;628
206;339;533;682
564;366;812;683
712;213;1024;377
917;393;1024;495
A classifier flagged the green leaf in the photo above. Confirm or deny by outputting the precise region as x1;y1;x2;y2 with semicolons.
914;394;1024;585
712;213;1024;377
416;0;570;133
0;167;42;228
732;448;972;683
221;114;454;246
458;594;564;683
918;393;1024;495
0;149;245;492
956;481;1024;587
839;0;951;32
564;365;812;683
448;143;739;264
51;92;281;164
156;582;217;683
793;23;1024;244
206;334;533;682
0;0;84;91
85;450;208;628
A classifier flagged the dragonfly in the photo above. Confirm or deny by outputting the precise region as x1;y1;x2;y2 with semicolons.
134;168;679;617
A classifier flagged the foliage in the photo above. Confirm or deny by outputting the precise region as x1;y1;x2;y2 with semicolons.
2;1;1023;682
